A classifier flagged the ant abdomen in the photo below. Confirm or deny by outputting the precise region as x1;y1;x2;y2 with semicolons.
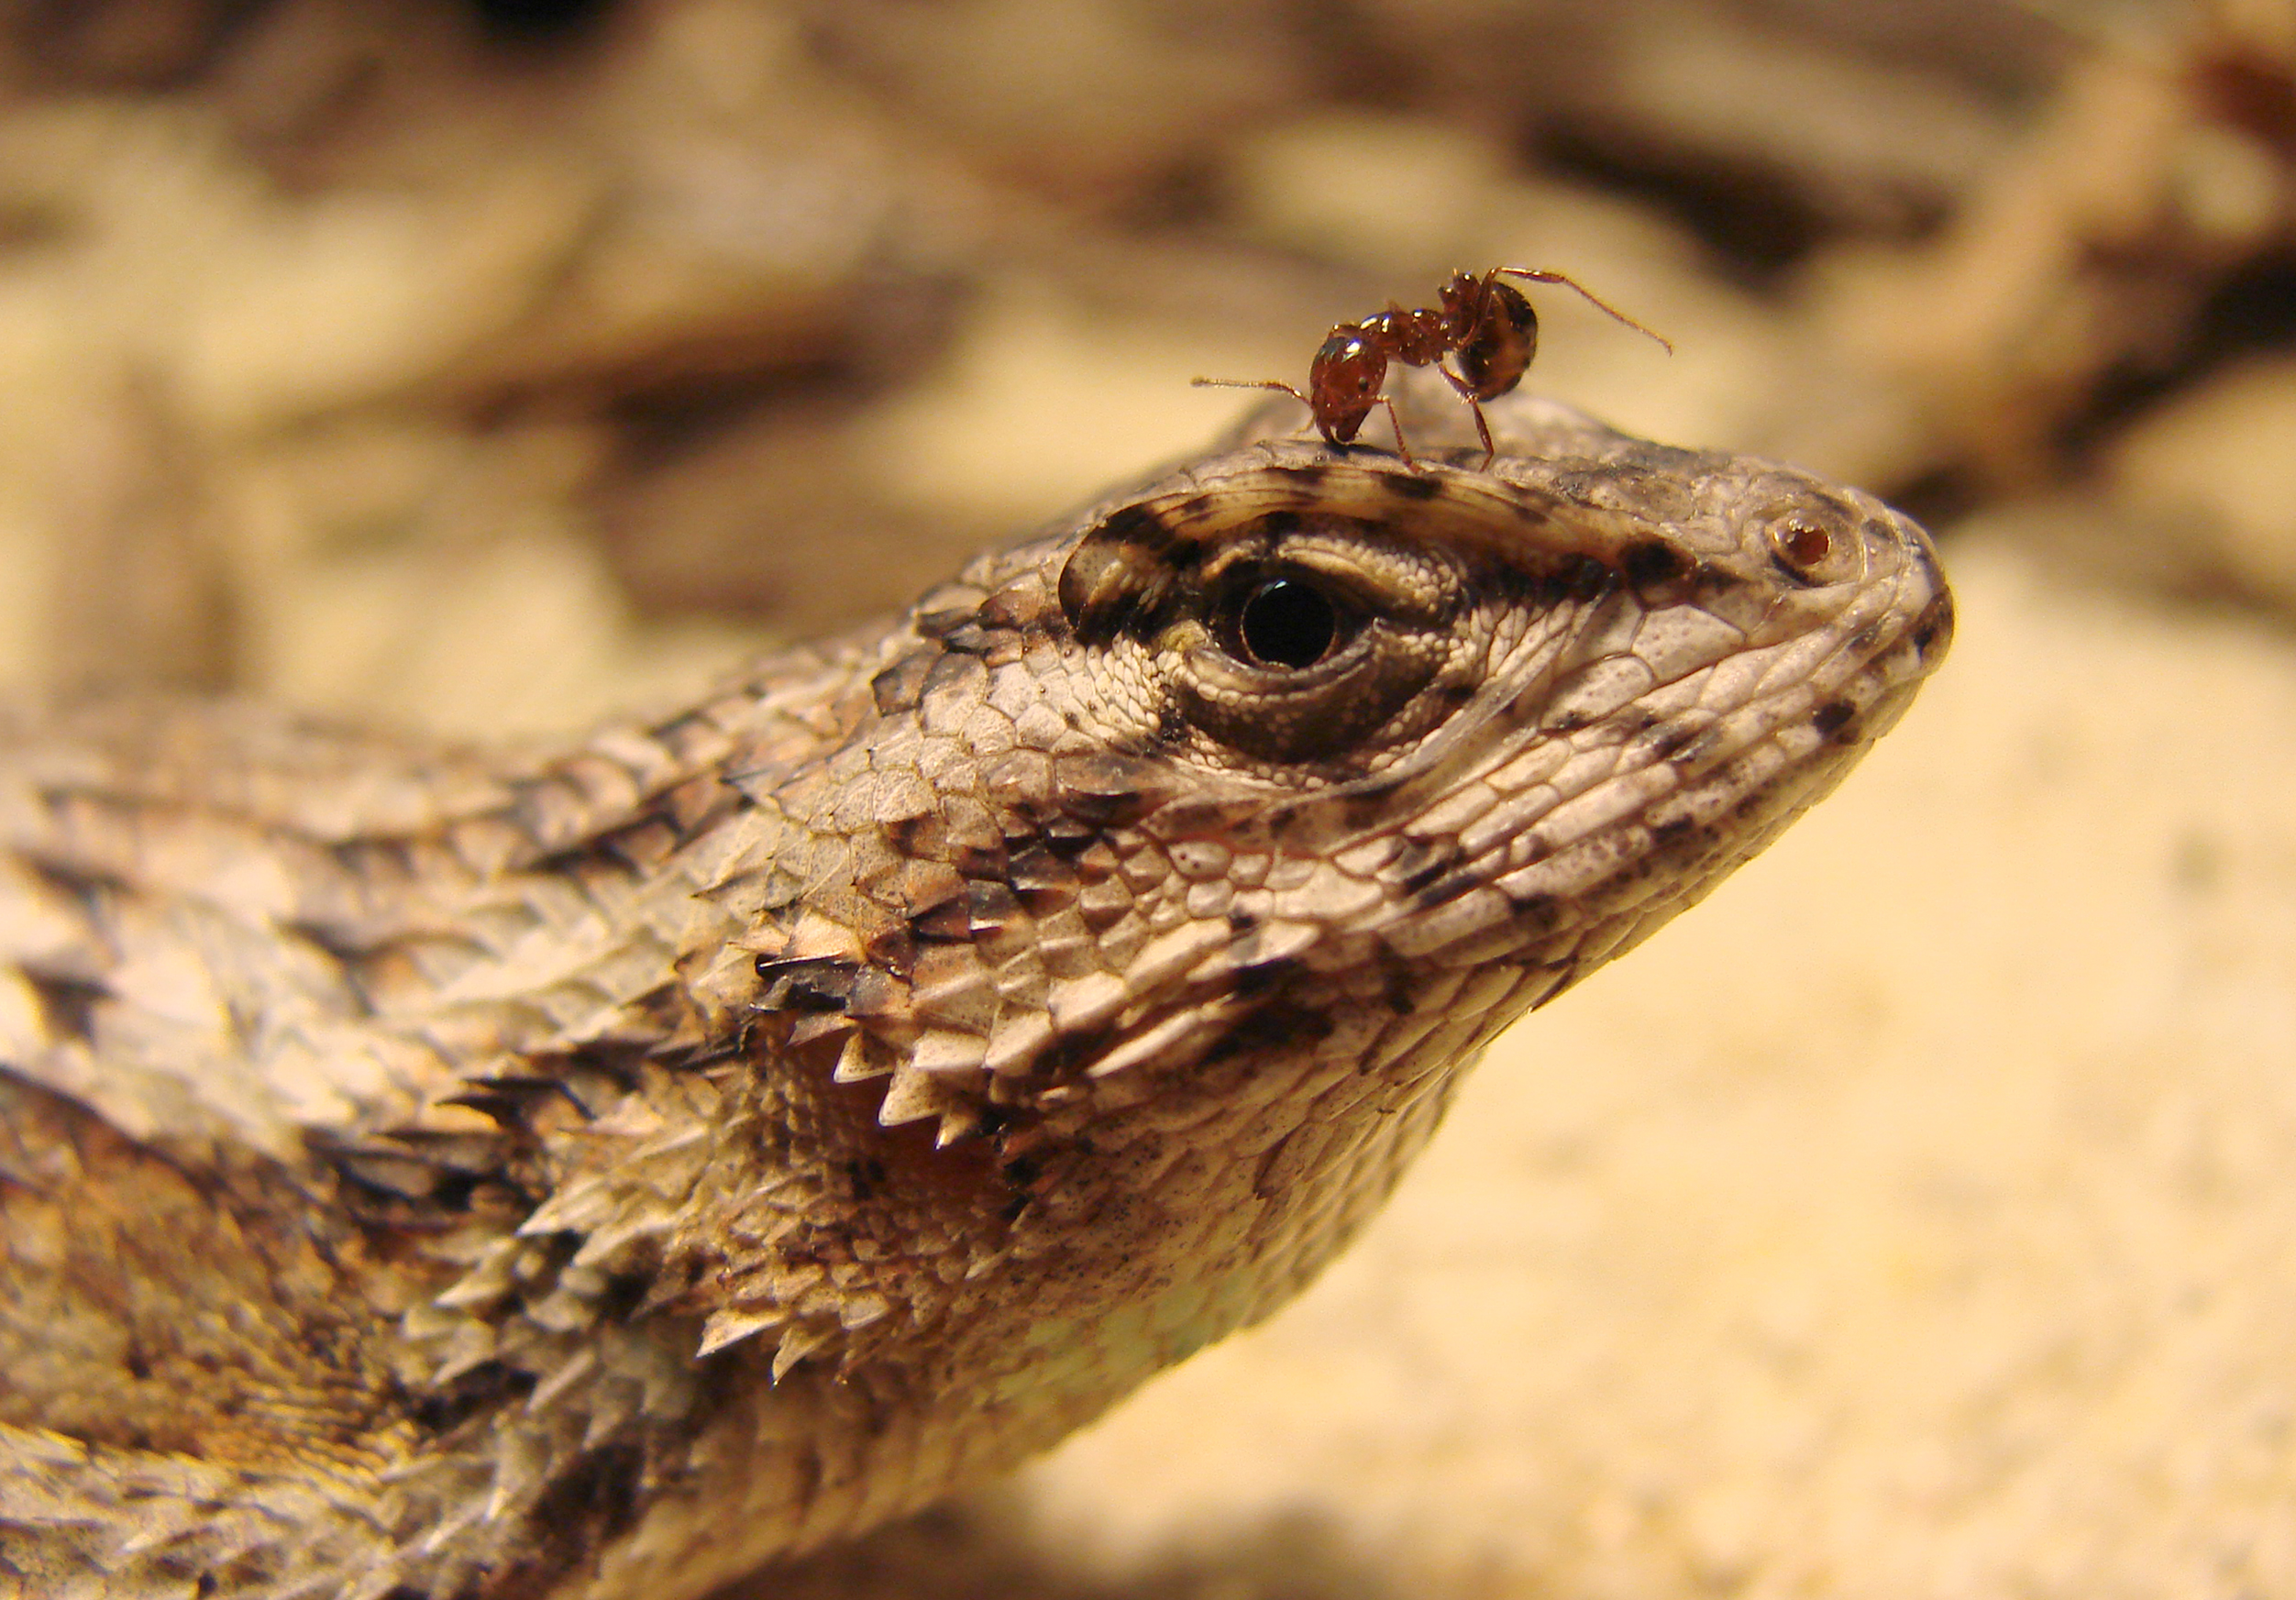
1447;278;1539;401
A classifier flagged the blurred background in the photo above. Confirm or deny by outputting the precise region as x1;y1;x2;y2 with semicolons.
0;1;2291;1594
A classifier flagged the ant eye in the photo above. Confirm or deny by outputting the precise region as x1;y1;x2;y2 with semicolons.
1234;577;1343;669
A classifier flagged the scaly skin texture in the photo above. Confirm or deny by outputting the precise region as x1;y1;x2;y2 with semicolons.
0;381;1951;1599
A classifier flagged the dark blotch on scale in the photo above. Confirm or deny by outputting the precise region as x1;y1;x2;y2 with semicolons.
1053;753;1165;826
1911;591;1955;661
1391;838;1461;896
1204;999;1335;1066
1384;472;1445;502
754;956;862;1014
1538;555;1614;605
1621;539;1685;591
1093;502;1180;557
1231;956;1306;999
871;653;935;716
23;968;105;1043
1645;723;1701;762
1411;872;1484;912
911;901;972;943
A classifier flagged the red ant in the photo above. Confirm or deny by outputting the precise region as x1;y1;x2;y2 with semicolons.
1196;267;1671;470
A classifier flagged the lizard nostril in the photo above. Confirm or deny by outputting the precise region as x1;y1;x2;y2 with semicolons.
1780;521;1831;567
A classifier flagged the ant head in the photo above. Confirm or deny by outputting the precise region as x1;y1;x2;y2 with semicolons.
1308;331;1386;442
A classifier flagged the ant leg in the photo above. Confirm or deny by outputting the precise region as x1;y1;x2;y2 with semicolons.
1374;394;1421;470
1433;362;1480;402
1487;268;1673;354
1427;364;1496;468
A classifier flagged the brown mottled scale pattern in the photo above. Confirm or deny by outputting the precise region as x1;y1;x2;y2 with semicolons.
0;379;1951;1599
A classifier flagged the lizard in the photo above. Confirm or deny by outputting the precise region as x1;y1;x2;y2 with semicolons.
0;376;1952;1599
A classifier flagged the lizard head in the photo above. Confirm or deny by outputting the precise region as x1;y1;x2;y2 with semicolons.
824;403;1951;1122
697;386;1949;1409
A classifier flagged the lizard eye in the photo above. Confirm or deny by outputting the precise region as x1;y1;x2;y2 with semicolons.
1058;507;1470;769
1229;576;1349;670
1174;543;1459;766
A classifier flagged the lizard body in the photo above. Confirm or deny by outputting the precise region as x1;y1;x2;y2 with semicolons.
0;384;1950;1597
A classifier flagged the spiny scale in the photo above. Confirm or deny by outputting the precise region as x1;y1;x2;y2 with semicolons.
0;375;1950;1598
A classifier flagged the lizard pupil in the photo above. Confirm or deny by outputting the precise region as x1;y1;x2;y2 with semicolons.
1237;578;1339;669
